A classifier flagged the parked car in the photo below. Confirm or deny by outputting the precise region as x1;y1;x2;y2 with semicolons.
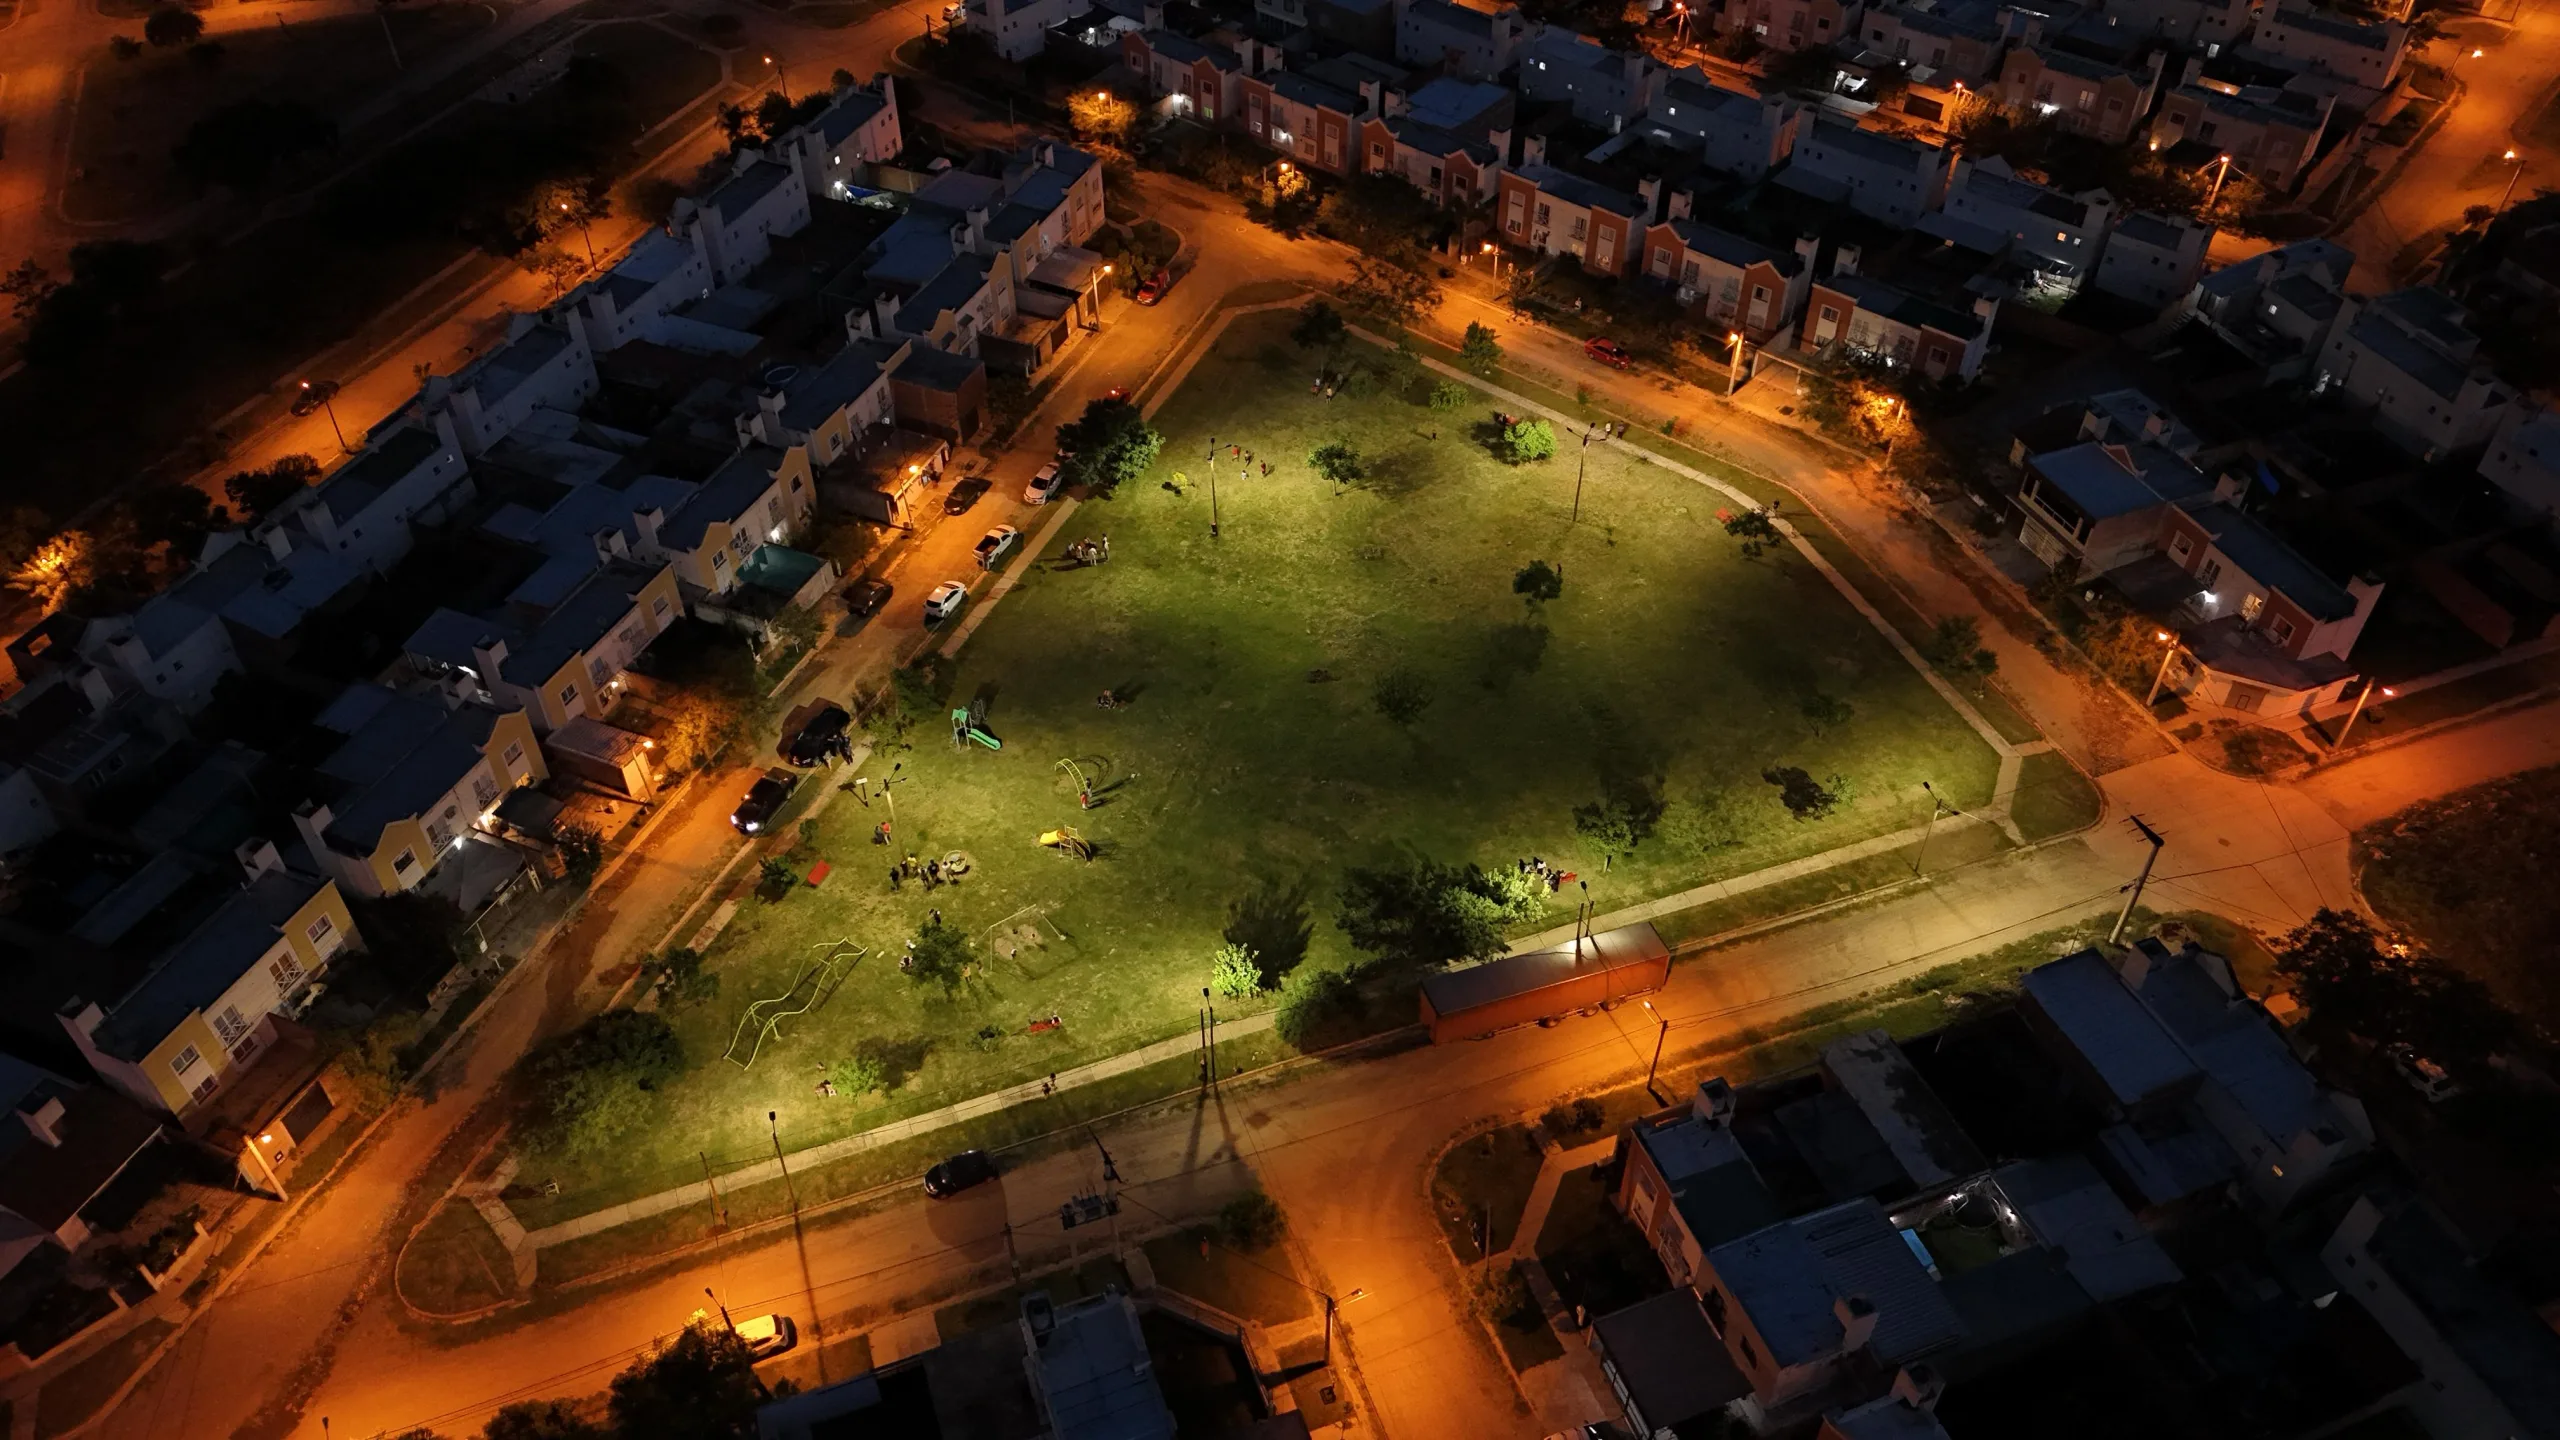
1583;336;1631;370
2387;1044;2462;1103
944;476;991;516
974;524;1022;570
1135;268;1172;305
1101;384;1130;402
843;576;892;617
729;768;799;834
735;1313;798;1360
924;1149;997;1198
1023;461;1065;505
779;702;851;766
923;580;969;624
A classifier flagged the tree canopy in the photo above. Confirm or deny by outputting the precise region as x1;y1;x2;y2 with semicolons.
143;4;204;46
174;100;338;192
1499;417;1556;464
522;1011;683;1158
1336;859;1541;970
1308;439;1364;489
1290;300;1346;352
1512;560;1563;607
907;918;972;995
1459;322;1502;377
1055;396;1163;497
606;1325;767;1440
2274;909;2517;1081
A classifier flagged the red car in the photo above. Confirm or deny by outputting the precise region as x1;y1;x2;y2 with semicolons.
1134;268;1172;305
1584;336;1631;369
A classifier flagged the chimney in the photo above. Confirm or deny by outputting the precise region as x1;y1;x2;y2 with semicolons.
1669;189;1695;221
58;1000;105;1043
1358;78;1385;118
1692;1076;1736;1125
1521;133;1547;166
1833;1294;1879;1354
1488;126;1514;164
471;636;510;681
592;527;629;563
2079;407;2109;442
1792;233;1817;269
1973;294;1999;321
1637;175;1662;223
1834;243;1860;276
264;527;295;561
2212;469;2247;503
1891;1365;1947;1412
874;290;902;336
2119;938;2161;991
21;1097;66;1148
1142;0;1163;26
235;838;283;886
75;666;117;710
634;507;665;554
291;801;336;876
2141;410;2171;442
2179;53;2203;85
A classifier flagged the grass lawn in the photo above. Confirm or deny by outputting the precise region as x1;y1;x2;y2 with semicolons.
397;1198;518;1316
1141;1231;1317;1325
514;312;2009;1210
2357;764;2560;1029
1431;1125;1547;1263
2011;750;2103;841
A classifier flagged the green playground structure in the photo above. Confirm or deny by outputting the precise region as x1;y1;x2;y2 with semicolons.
951;706;1002;750
723;940;862;1069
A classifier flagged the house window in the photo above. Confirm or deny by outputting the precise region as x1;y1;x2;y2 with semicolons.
2270;616;2297;644
560;682;581;708
213;1006;250;1045
713;549;728;570
171;1045;203;1077
1738;1334;1758;1368
2170;532;2194;560
653;595;672;616
1819;305;1839;323
306;914;335;947
271;951;305;990
392;849;418;876
2199;559;2224;589
504;741;525;768
474;775;501;807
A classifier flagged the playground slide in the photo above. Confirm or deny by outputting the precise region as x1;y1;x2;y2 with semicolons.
963;726;1002;750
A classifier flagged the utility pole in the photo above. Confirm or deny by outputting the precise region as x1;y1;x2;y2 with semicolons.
705;1286;739;1335
700;1151;726;1227
1203;987;1218;1087
1641;998;1669;1101
1571;424;1595;521
2334;676;2394;749
2109;815;2166;945
2497;149;2526;218
1911;780;1946;877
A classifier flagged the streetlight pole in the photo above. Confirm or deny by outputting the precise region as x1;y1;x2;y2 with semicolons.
766;54;789;103
2144;629;2182;708
705;1286;740;1335
300;380;350;453
2496;149;2526;218
1201;986;1217;1087
2334;676;2394;749
769;1110;799;1215
1726;331;1747;393
2205;153;2235;212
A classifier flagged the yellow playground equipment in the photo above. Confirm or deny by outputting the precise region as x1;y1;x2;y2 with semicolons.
1038;826;1095;861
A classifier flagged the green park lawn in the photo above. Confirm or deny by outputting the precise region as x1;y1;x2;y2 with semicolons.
514;314;2010;1214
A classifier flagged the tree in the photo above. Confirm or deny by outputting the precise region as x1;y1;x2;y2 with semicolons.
1372;668;1433;726
23;239;169;367
348;892;471;998
110;34;144;59
1762;765;1842;821
1719;504;1780;559
187;39;226;67
222;454;321;521
325;1009;419;1113
480;1399;607;1440
1317;174;1438;263
143;5;205;46
1067;89;1138;149
1499;417;1557;464
1919;615;1999;688
1;260;56;320
1210;942;1265;999
554;822;603;885
1429;379;1469;413
1342;256;1438;324
1308;439;1364;490
1055;396;1163;497
647;947;719;1012
123;485;226;560
8;532;96;611
1459;322;1503;377
1290;299;1347;353
1800;691;1853;735
906;918;972;995
2274;909;2517;1081
757;856;798;898
522;1011;683;1158
1512;560;1563;608
1336;860;1532;970
607;1325;766;1440
1275;965;1358;1047
1217;1188;1285;1248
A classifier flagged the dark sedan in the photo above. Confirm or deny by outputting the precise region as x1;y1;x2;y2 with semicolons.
923;1149;997;1198
780;703;851;767
944;476;992;515
843;577;892;617
729;768;800;835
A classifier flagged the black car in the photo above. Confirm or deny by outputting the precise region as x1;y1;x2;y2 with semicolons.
729;768;799;835
943;476;992;516
844;577;892;617
923;1149;997;1198
780;703;851;767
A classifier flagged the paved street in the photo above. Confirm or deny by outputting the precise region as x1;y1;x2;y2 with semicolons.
2339;14;2560;289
